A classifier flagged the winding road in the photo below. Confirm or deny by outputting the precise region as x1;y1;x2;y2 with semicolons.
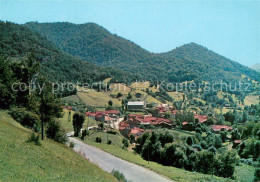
68;135;172;182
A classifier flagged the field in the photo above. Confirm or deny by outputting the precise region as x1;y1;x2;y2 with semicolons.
84;140;233;182
167;91;185;101
109;83;131;95
77;89;122;107
61;94;80;104
244;95;259;106
0;110;116;182
87;130;124;147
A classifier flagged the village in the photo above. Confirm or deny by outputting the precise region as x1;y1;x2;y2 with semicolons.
63;99;238;145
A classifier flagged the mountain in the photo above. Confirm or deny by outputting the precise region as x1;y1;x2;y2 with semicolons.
25;22;260;84
0;21;137;83
24;22;151;69
251;63;260;72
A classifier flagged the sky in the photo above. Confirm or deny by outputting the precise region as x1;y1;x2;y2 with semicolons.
0;0;259;67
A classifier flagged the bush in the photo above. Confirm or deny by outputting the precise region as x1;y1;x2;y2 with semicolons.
69;141;75;148
96;137;102;143
46;120;68;143
111;170;127;182
107;140;112;145
26;132;41;146
122;138;129;149
81;129;88;140
9;108;40;131
107;129;118;135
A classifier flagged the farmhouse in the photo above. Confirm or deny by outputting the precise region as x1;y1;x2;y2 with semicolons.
212;125;233;133
127;101;146;110
194;114;208;124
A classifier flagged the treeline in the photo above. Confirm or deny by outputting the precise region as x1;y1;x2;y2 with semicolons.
134;130;238;178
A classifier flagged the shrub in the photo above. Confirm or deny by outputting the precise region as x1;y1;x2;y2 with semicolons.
122;138;129;149
107;129;117;135
9;108;40;131
69;141;75;148
46;120;68;143
186;136;193;146
96;137;102;143
81;129;88;140
26;132;41;146
111;170;127;182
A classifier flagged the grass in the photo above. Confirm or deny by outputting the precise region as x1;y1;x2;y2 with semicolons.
167;92;185;101
61;94;80;104
87;130;124;147
244;95;259;106
77;89;122;107
83;140;233;182
59;109;97;132
0;110;117;182
109;83;131;95
234;163;255;182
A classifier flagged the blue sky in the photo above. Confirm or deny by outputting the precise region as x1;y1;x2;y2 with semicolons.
0;0;259;67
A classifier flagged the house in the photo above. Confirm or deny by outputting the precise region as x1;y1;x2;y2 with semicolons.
212;125;233;133
128;127;144;139
181;121;194;131
119;121;131;137
86;112;96;119
153;104;177;118
233;140;242;148
127;101;146;110
194;114;208;124
129;114;174;129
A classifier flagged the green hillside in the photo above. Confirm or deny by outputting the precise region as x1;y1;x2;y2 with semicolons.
25;22;260;83
0;110;116;181
24;22;150;68
0;21;137;83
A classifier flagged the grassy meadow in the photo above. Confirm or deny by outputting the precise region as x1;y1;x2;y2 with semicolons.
0;110;116;182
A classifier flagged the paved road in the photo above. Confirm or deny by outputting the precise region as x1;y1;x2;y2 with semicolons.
68;136;172;182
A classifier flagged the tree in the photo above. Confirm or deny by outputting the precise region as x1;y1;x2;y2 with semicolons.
38;78;63;140
129;134;135;144
116;92;122;98
108;100;113;106
73;113;85;137
122;138;129;149
220;131;227;142
127;93;132;100
214;135;223;148
187;136;193;146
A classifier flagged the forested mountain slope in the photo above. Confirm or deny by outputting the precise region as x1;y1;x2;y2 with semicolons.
0;21;137;83
25;22;260;83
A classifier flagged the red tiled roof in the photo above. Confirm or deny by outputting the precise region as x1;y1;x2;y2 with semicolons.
95;114;103;119
182;121;189;125
119;122;130;128
95;110;119;115
86;112;96;117
234;140;242;144
130;127;144;135
212;125;233;131
104;110;120;114
194;115;208;123
128;114;144;118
